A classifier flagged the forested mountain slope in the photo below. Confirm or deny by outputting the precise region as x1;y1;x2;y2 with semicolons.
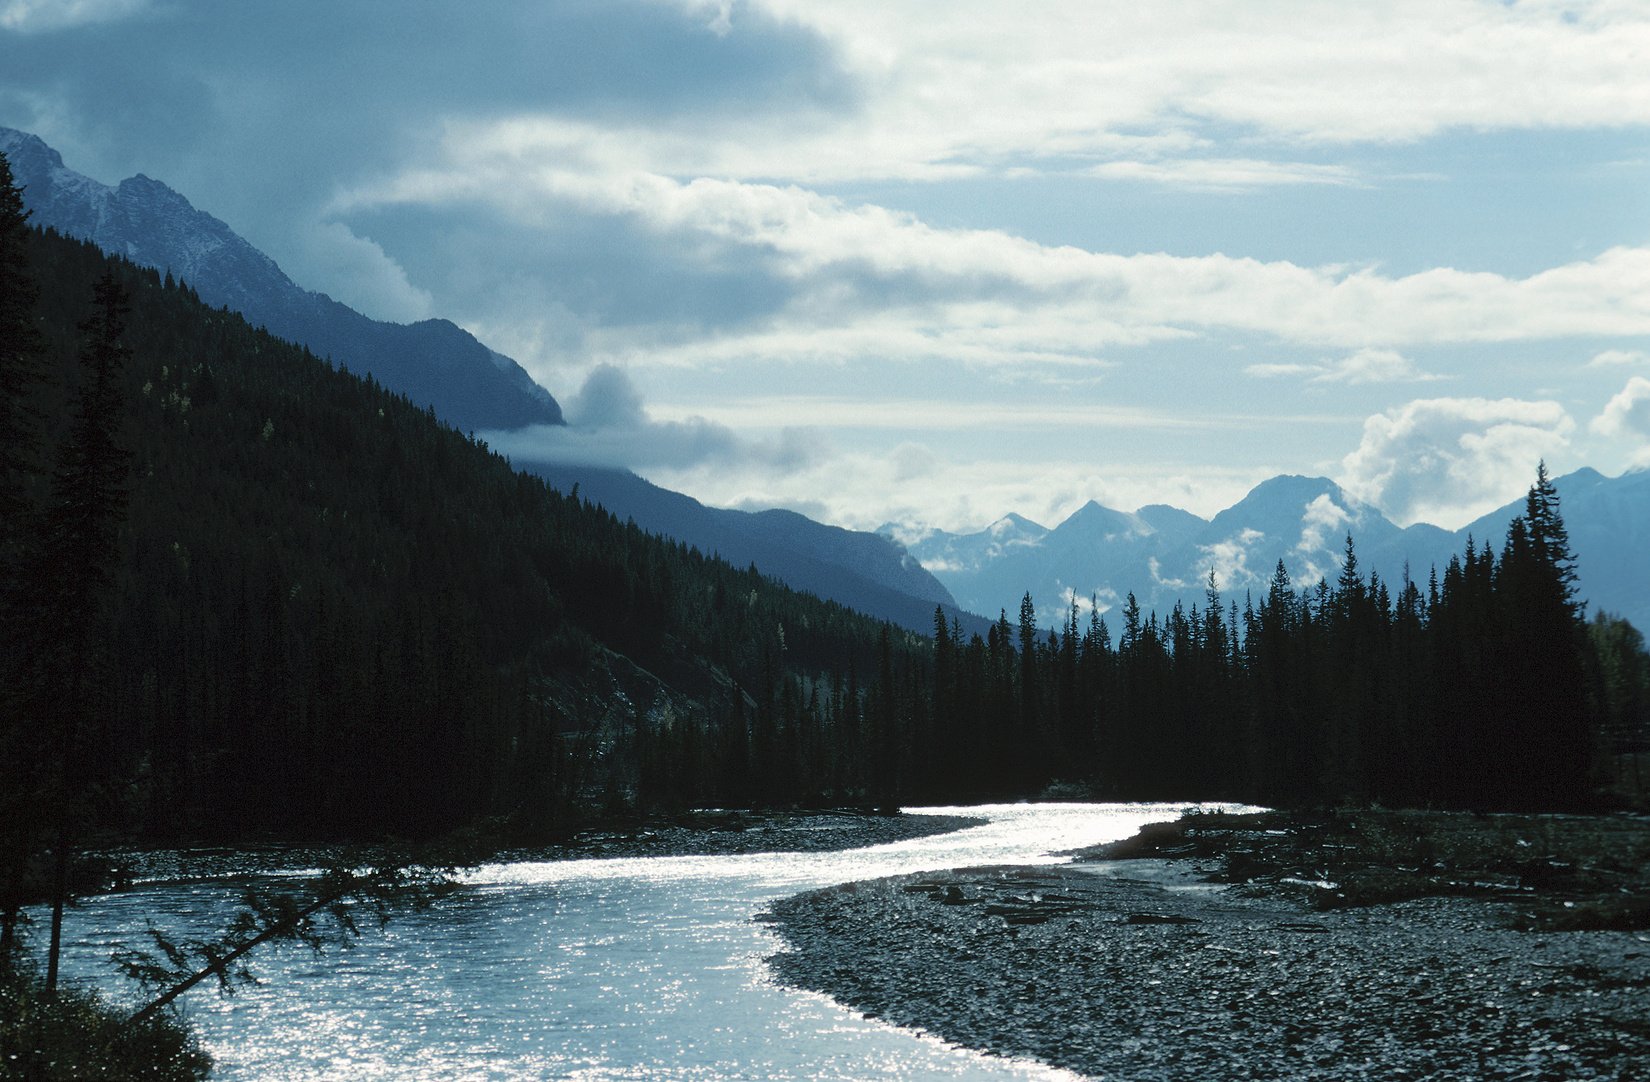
528;461;987;638
2;126;971;637
6;226;932;840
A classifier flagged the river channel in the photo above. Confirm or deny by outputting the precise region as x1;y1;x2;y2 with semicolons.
62;803;1196;1079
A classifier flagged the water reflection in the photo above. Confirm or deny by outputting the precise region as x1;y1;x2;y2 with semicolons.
64;803;1200;1080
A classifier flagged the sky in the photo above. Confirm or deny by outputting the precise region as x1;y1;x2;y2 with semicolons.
3;0;1649;535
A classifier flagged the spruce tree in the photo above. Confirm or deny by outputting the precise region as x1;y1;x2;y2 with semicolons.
0;150;42;978
34;271;133;994
0;150;42;557
1497;464;1593;807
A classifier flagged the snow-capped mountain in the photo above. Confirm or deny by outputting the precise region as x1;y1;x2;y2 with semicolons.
891;469;1649;634
0;126;562;433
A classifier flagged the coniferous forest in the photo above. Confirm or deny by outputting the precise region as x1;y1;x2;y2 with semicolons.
3;162;1647;889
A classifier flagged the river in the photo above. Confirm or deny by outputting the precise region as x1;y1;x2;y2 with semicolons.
62;802;1196;1079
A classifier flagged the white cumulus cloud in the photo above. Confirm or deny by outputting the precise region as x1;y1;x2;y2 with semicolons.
1591;375;1650;464
1339;397;1574;528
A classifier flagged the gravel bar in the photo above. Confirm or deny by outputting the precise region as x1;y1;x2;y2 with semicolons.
763;861;1650;1081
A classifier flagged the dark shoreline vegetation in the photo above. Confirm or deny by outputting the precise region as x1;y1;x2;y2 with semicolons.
765;807;1650;1080
106;808;985;885
1;148;1648;1076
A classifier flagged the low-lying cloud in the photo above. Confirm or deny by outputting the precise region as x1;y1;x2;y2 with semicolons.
481;364;823;475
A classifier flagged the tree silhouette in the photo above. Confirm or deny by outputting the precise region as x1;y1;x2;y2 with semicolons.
33;271;133;994
0;149;45;976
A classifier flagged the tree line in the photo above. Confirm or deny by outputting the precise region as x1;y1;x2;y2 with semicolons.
915;477;1646;811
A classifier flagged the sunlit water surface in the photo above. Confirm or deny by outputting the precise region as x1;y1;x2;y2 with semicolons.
64;803;1201;1079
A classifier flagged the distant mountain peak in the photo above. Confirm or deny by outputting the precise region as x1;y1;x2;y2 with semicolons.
990;512;1048;537
1245;473;1345;500
0;126;55;161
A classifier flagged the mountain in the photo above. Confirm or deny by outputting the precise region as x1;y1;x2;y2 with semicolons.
10;225;954;838
0;127;977;634
0;126;562;433
527;462;989;638
893;470;1648;633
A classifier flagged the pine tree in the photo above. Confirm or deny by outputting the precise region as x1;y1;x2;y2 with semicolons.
0;150;43;557
0;151;44;976
1496;464;1593;807
31;271;133;994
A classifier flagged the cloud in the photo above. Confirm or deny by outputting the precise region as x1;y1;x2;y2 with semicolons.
12;1;1650;373
1148;556;1191;590
1588;348;1650;368
1312;348;1438;385
1296;493;1351;554
1;0;150;33
354;138;1650;368
1590;375;1650;463
567;363;647;428
481;364;824;475
295;222;434;324
646;395;1224;432
1247;348;1440;385
1245;362;1321;379
889;442;940;482
1199;528;1268;594
1339;397;1574;528
1086;157;1361;192
645;439;1262;538
702;0;1650;179
0;0;853;314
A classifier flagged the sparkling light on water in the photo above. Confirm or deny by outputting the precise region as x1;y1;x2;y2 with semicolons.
62;803;1207;1079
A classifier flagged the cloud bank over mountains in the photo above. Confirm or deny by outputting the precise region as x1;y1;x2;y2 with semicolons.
4;0;1648;535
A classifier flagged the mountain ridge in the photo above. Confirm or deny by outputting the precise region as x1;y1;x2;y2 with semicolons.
1;126;974;636
891;469;1649;633
526;461;989;638
0;125;564;433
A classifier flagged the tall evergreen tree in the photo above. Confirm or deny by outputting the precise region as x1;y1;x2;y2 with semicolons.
0;150;44;975
1495;465;1592;807
0;150;42;558
31;271;133;994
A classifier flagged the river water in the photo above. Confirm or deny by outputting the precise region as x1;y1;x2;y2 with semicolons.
63;803;1195;1079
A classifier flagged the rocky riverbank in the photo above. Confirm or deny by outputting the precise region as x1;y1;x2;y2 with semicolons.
764;809;1650;1080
